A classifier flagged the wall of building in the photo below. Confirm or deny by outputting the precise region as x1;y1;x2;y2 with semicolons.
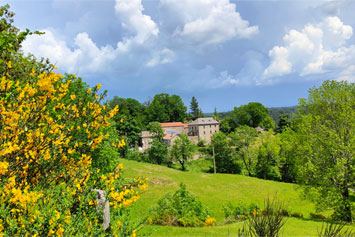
198;124;219;143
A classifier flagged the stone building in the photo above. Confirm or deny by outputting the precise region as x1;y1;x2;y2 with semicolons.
140;122;188;151
188;117;219;144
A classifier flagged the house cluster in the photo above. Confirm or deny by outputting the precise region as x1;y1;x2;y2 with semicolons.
140;117;220;150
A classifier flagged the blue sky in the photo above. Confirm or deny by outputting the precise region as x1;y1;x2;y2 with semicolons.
7;0;355;112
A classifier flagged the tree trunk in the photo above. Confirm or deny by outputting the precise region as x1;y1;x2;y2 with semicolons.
180;160;185;171
341;187;352;222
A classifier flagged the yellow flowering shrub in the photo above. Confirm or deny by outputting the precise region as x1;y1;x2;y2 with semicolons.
0;5;147;236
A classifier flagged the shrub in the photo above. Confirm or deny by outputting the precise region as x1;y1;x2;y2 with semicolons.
317;222;353;237
197;139;206;147
238;197;288;236
0;5;147;236
310;213;327;221
148;183;212;227
223;201;261;223
290;212;304;218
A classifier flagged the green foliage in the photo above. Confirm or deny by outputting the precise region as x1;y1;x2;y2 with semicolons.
223;201;260;223
148;183;212;227
189;96;203;120
317;222;354;237
145;93;187;123
276;113;291;133
229;126;258;176
293;80;355;222
238;197;288;237
220;117;237;134
211;132;241;174
197;139;206;147
268;106;297;124
278;129;298;183
232;102;269;128
148;139;168;165
255;130;282;181
0;6;144;235
147;121;164;140
146;122;168;164
107;96;144;149
260;115;276;130
171;134;196;171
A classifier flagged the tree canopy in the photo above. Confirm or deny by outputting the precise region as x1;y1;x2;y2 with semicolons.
145;93;187;123
292;80;355;222
231;102;269;128
189;96;203;120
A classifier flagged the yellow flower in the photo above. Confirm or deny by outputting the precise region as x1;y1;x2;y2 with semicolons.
97;83;102;90
30;68;36;76
48;229;54;236
7;61;12;69
70;94;76;100
120;118;124;123
0;161;9;175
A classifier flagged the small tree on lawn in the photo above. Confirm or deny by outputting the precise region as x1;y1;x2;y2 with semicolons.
171;134;195;171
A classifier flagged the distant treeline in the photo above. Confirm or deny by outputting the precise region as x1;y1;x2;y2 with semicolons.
212;106;298;122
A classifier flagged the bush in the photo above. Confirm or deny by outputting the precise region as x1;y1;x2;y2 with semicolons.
126;149;144;162
310;213;327;221
197;139;206;147
317;222;354;237
148;183;213;227
0;5;146;236
290;212;304;218
238;197;288;236
223;201;260;223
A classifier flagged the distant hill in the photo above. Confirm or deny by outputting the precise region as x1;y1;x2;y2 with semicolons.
268;106;298;122
205;106;298;122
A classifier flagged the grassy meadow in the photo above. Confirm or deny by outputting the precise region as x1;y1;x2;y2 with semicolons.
121;158;355;236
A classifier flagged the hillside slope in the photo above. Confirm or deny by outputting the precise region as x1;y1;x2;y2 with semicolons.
120;159;355;236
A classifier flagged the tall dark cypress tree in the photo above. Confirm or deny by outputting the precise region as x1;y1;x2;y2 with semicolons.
190;96;202;120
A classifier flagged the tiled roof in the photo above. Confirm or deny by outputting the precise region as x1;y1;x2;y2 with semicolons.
161;122;188;128
188;117;219;126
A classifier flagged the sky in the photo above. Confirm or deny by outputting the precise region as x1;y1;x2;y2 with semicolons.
5;0;355;112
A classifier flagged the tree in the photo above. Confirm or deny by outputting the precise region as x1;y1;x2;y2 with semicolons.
232;102;268;128
147;122;168;164
229;126;258;176
171;135;195;171
220;117;237;134
145;93;187;123
293;80;355;222
260;115;276;130
189;96;203;120
276;114;291;133
213;107;219;121
211;132;241;174
107;97;144;150
255;130;282;181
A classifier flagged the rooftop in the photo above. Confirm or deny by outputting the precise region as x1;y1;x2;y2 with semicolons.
161;122;188;128
188;117;219;126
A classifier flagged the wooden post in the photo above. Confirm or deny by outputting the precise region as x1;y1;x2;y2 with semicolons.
212;145;216;174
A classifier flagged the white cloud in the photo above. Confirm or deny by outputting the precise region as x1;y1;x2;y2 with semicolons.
115;0;159;52
146;48;175;67
160;0;258;46
22;0;170;73
22;30;116;74
263;16;355;81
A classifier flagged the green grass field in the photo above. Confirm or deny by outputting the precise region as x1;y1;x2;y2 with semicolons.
120;158;355;236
